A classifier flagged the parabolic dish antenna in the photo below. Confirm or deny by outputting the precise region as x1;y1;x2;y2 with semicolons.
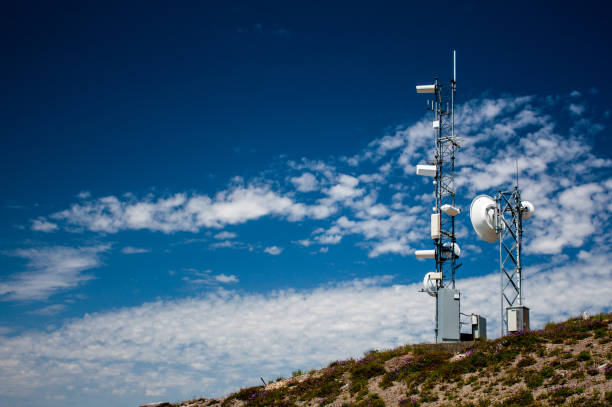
522;201;535;219
470;195;500;243
440;242;461;260
423;272;438;297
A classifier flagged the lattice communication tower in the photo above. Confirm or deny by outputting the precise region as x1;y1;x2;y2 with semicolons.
496;185;533;336
416;51;464;342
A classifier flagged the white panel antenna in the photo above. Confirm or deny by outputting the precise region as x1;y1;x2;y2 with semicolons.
416;84;436;93
416;164;436;177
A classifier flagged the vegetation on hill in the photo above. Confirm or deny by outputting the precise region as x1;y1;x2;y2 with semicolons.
173;313;612;407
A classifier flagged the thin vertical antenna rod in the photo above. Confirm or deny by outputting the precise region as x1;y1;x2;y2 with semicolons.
452;50;456;139
453;50;456;82
516;160;519;189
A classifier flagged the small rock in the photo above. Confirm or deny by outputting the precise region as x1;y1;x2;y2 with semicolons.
139;402;171;407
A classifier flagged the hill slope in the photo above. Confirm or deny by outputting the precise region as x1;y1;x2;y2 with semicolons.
170;313;612;407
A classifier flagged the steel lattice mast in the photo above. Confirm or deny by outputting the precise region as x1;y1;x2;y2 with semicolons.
416;51;463;342
496;187;526;336
432;75;461;289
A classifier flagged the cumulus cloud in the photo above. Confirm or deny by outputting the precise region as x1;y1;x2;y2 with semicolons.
263;246;283;255
214;274;238;283
568;103;585;116
28;93;612;261
325;174;363;202
31;218;58;232
0;255;610;405
46;186;313;233
0;245;109;301
290;172;318;192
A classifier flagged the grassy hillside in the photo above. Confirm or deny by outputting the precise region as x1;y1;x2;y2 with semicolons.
172;313;612;407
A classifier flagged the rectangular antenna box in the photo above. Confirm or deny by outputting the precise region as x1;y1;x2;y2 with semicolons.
437;288;460;343
507;306;530;332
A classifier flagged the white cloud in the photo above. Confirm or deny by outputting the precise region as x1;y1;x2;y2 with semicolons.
214;231;236;240
528;181;611;254
325;174;363;202
290;172;318;192
214;274;238;284
0;256;609;406
263;246;283;255
295;239;312;247
0;245;109;301
209;240;236;249
28;94;612;262
0;327;14;335
26;304;68;316
145;387;166;397
120;247;150;254
368;237;413;258
76;191;91;199
45;184;335;234
568;103;585;116
181;269;238;285
31;218;58;233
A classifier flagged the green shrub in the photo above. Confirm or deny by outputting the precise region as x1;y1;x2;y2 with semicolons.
540;365;555;378
517;355;536;368
351;393;386;407
523;370;544;389
232;386;264;401
351;360;386;381
576;351;591;361
398;396;420;407
546;386;582;405
497;388;534;406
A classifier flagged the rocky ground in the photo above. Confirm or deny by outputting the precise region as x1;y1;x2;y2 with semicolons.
165;313;612;407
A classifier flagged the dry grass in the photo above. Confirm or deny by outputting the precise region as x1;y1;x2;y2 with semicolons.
172;313;612;407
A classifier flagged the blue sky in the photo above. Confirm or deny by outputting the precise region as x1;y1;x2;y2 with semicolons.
1;1;611;406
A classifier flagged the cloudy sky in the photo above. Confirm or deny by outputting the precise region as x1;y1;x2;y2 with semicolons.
1;2;611;406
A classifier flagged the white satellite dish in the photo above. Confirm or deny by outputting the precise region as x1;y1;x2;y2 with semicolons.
423;272;440;297
440;242;461;260
521;201;535;219
470;195;501;243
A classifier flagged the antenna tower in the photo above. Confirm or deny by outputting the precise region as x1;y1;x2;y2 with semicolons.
470;175;534;336
416;51;463;342
495;185;532;336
